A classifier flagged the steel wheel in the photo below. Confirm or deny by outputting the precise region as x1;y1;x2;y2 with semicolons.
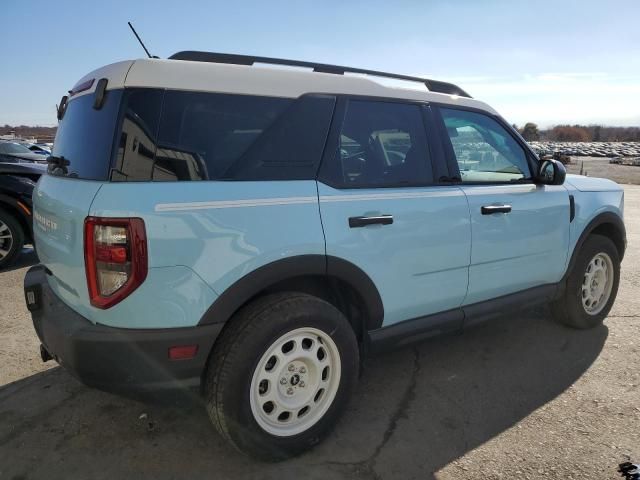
249;327;341;437
0;219;14;262
581;252;614;316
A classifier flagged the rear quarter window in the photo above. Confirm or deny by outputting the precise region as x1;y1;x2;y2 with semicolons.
111;90;335;182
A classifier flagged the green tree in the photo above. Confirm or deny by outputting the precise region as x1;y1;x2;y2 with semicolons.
521;122;540;141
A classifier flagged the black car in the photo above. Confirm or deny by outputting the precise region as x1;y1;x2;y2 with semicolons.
0;160;45;268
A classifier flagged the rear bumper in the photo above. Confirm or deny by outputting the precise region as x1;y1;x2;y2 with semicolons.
24;265;222;393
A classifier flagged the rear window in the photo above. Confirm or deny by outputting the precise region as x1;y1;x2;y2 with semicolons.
112;89;335;182
50;90;123;180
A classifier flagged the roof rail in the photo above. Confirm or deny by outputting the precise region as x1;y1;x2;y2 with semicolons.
168;51;472;98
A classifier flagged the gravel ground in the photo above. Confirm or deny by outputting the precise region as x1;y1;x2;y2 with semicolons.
567;157;640;185
0;186;638;480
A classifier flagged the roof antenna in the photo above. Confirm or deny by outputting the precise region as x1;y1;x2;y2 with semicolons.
127;22;157;58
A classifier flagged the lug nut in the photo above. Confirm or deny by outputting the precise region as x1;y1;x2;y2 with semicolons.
287;387;294;395
299;381;305;387
299;367;306;374
288;364;295;372
280;378;287;385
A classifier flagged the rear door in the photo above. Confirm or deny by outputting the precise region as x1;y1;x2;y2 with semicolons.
317;98;471;328
435;106;570;308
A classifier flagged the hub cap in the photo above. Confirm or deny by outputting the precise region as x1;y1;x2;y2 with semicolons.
0;220;14;261
249;327;341;437
582;252;614;315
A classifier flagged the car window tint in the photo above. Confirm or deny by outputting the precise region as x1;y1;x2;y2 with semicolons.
155;91;292;181
323;100;432;188
0;143;32;155
440;108;531;183
224;95;335;180
50;90;123;180
112;89;163;182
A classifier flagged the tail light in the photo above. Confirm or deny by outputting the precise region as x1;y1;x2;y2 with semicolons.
84;217;147;309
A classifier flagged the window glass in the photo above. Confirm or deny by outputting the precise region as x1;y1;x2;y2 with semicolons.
50;90;123;180
111;89;163;181
0;143;33;155
440;108;530;183
225;95;335;180
325;100;432;188
155;91;292;181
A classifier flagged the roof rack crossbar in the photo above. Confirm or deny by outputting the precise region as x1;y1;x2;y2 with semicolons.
168;51;472;98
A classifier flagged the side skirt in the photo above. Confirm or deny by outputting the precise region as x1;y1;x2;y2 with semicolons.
367;283;560;354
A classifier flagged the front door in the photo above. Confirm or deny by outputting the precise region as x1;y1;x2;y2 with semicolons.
317;98;471;328
436;106;570;306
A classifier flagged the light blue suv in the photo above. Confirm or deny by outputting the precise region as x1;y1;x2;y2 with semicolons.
24;51;626;460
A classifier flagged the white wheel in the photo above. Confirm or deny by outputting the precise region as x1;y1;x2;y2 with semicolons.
581;252;614;316
249;327;341;437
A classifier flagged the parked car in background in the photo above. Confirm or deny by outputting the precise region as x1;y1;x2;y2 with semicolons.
26;143;52;156
0;141;48;163
0;160;45;268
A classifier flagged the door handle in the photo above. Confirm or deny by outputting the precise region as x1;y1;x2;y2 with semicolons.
348;215;394;228
481;205;512;215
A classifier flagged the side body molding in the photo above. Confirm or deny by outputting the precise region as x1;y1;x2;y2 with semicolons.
198;255;384;330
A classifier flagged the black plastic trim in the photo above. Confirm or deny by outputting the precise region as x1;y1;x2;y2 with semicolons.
198;255;385;331
569;195;575;222
24;266;222;392
169;51;472;98
462;283;559;328
368;283;560;353
566;212;626;274
368;308;463;353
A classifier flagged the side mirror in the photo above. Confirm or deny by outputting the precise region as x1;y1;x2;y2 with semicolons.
537;159;566;185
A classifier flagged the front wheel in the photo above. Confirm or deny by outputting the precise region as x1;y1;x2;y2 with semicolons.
551;234;620;329
204;293;359;460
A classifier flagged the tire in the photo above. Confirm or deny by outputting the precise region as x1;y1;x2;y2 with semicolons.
551;234;620;329
204;292;359;460
0;208;25;270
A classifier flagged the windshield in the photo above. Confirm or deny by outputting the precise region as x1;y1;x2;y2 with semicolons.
0;142;33;155
50;90;123;179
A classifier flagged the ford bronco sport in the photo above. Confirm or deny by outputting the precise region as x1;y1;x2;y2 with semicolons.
24;52;626;460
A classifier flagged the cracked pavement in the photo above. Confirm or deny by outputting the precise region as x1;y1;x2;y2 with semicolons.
1;185;639;480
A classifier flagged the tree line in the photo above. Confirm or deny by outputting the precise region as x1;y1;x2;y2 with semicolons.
515;123;640;142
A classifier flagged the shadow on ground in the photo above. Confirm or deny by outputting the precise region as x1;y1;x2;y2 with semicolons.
0;247;38;273
0;307;607;480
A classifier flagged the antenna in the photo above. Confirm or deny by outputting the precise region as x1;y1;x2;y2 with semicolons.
127;22;156;58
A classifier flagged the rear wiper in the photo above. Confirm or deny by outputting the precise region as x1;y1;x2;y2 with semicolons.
46;155;70;168
46;155;70;175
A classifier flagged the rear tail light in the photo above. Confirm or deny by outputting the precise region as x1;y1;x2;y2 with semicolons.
84;217;147;309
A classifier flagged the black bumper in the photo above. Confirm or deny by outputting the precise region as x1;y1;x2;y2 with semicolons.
24;265;223;392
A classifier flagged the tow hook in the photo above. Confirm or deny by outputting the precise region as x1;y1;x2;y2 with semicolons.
40;344;52;363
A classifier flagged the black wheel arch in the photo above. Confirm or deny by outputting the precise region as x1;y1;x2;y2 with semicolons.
566;211;626;277
198;255;384;333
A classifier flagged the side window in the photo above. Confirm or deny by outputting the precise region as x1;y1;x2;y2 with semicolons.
322;100;432;188
155;91;292;181
223;95;336;180
440;108;531;183
112;89;163;181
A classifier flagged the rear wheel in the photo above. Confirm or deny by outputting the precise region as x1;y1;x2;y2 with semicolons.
551;234;620;329
204;293;359;460
0;209;24;269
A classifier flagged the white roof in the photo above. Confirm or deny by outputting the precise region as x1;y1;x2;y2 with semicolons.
70;58;497;114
